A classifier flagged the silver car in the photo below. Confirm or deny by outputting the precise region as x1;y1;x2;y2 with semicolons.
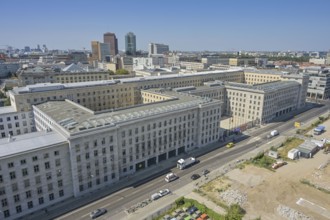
90;208;107;219
159;189;170;196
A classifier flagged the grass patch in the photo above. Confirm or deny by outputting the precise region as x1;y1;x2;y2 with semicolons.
251;152;276;170
277;137;304;159
300;179;330;194
195;188;229;210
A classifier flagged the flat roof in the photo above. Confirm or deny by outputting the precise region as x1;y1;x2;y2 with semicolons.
12;68;243;94
226;80;300;93
298;141;317;153
0;106;16;114
244;68;285;75
0;131;67;158
35;91;220;134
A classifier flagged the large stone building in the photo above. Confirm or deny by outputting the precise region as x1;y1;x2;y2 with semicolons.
0;67;311;219
0;89;222;219
0;106;35;138
17;64;111;86
9;69;244;112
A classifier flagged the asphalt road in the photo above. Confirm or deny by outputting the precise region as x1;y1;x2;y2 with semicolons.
56;102;329;220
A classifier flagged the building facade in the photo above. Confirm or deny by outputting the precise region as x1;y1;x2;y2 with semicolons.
17;66;111;86
0;132;72;219
0;106;35;138
148;43;169;56
125;32;136;56
91;41;110;62
103;32;118;57
9;69;244;112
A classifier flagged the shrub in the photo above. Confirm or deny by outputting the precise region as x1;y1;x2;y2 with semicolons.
175;197;185;207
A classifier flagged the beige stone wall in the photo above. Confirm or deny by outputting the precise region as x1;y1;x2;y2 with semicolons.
244;71;281;84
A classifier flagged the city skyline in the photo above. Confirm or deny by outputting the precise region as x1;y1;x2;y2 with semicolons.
1;0;330;51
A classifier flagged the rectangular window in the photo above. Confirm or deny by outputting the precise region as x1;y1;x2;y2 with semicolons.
45;162;50;169
49;193;54;201
24;179;30;188
1;198;7;207
14;194;20;203
22;168;28;176
8;162;14;168
37;187;43;194
16;205;22;213
10;171;16;180
55;159;61;167
34;165;39;173
27;201;33;209
39;197;44;205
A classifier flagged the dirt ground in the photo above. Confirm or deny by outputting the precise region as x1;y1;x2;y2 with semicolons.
200;152;330;220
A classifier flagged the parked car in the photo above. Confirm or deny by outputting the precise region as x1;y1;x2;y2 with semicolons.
187;206;198;215
159;189;170;196
191;174;200;180
201;169;209;175
151;192;162;200
90;208;107;219
226;142;235;148
272;161;287;169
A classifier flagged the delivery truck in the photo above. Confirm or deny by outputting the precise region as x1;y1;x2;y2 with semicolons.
177;157;199;170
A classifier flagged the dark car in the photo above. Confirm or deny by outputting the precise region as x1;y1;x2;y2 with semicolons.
202;169;209;175
191;174;200;180
187;206;198;215
90;208;107;219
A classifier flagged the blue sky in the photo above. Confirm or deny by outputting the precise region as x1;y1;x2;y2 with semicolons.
1;0;329;51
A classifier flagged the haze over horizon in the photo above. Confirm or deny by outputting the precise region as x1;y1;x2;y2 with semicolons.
1;0;330;52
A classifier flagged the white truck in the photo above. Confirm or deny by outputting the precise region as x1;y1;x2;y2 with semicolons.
267;130;279;138
165;173;178;182
177;157;198;170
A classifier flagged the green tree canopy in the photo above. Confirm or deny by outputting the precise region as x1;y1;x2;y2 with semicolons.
116;69;129;75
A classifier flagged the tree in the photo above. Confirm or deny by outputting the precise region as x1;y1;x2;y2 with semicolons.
116;69;129;75
4;97;11;106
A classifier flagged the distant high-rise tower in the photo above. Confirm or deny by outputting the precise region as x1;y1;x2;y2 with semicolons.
125;32;136;56
103;32;118;57
91;41;110;62
148;43;169;56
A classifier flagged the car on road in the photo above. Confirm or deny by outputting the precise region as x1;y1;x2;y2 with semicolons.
201;169;209;175
90;208;107;219
226;142;235;148
151;192;162;200
191;174;201;180
159;189;170;196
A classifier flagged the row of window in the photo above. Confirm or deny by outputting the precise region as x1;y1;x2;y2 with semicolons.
2;190;64;218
